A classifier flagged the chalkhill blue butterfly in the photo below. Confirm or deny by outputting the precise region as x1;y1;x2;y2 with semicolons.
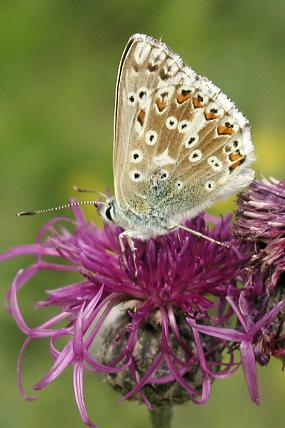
18;34;255;250
97;34;255;247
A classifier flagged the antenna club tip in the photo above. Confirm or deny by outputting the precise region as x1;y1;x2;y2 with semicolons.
15;211;36;217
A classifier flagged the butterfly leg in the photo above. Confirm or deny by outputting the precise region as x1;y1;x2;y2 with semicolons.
119;231;138;275
171;224;230;248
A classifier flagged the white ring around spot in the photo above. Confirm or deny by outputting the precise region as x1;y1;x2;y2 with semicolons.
184;134;199;149
166;116;178;130
189;149;202;162
160;169;169;180
127;92;137;106
204;180;216;192
129;169;144;182
175;180;184;190
145;130;158;146
178;120;191;133
130;149;143;163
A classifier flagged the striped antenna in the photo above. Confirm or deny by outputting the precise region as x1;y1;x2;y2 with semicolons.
16;200;104;217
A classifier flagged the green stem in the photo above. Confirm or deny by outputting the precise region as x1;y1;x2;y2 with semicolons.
149;405;173;428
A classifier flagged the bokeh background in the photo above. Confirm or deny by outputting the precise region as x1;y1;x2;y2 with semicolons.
1;1;285;427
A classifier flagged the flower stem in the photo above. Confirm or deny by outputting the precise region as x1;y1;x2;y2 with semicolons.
149;405;173;428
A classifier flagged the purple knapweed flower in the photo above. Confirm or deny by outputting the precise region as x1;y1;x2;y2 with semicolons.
236;177;285;366
1;201;285;427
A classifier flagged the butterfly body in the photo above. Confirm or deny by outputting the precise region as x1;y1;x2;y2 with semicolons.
98;34;255;240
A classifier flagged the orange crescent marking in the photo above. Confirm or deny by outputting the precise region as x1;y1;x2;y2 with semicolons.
217;125;236;135
137;110;146;126
193;97;203;108
176;91;192;104
229;151;242;162
155;98;168;112
205;112;219;120
229;155;246;173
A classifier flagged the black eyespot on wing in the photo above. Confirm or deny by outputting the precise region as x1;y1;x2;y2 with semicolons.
139;90;146;99
225;121;233;129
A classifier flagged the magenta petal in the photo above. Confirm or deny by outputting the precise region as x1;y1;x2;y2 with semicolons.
167;355;197;395
4;187;285;428
188;320;245;342
73;304;85;359
0;244;58;260
73;362;97;428
17;338;38;401
34;343;74;390
9;265;42;334
120;353;164;401
240;340;259;404
84;351;131;373
249;299;285;337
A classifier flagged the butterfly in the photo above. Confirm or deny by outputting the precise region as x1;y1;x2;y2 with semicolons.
18;34;255;251
96;33;255;248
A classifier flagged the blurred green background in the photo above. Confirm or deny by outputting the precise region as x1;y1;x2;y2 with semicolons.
1;1;285;427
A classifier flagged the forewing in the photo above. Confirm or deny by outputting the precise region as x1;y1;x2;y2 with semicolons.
114;34;255;220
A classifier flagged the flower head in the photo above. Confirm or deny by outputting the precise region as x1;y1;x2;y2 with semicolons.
1;195;285;427
236;177;285;365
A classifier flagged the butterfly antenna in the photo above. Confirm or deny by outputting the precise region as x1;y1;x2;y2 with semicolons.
73;186;108;199
16;200;104;217
177;224;230;248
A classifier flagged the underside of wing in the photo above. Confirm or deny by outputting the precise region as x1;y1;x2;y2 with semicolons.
113;34;255;222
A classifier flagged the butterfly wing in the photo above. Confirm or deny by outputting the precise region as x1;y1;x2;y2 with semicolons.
113;34;254;224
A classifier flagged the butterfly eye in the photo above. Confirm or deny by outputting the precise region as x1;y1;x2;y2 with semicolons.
130;149;143;163
105;205;113;221
184;134;199;149
178;120;191;133
127;92;137;106
204;180;216;192
188;149;202;162
166;116;178;129
129;170;145;182
145;130;158;146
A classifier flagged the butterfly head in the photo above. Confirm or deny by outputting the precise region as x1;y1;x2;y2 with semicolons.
96;198;118;224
